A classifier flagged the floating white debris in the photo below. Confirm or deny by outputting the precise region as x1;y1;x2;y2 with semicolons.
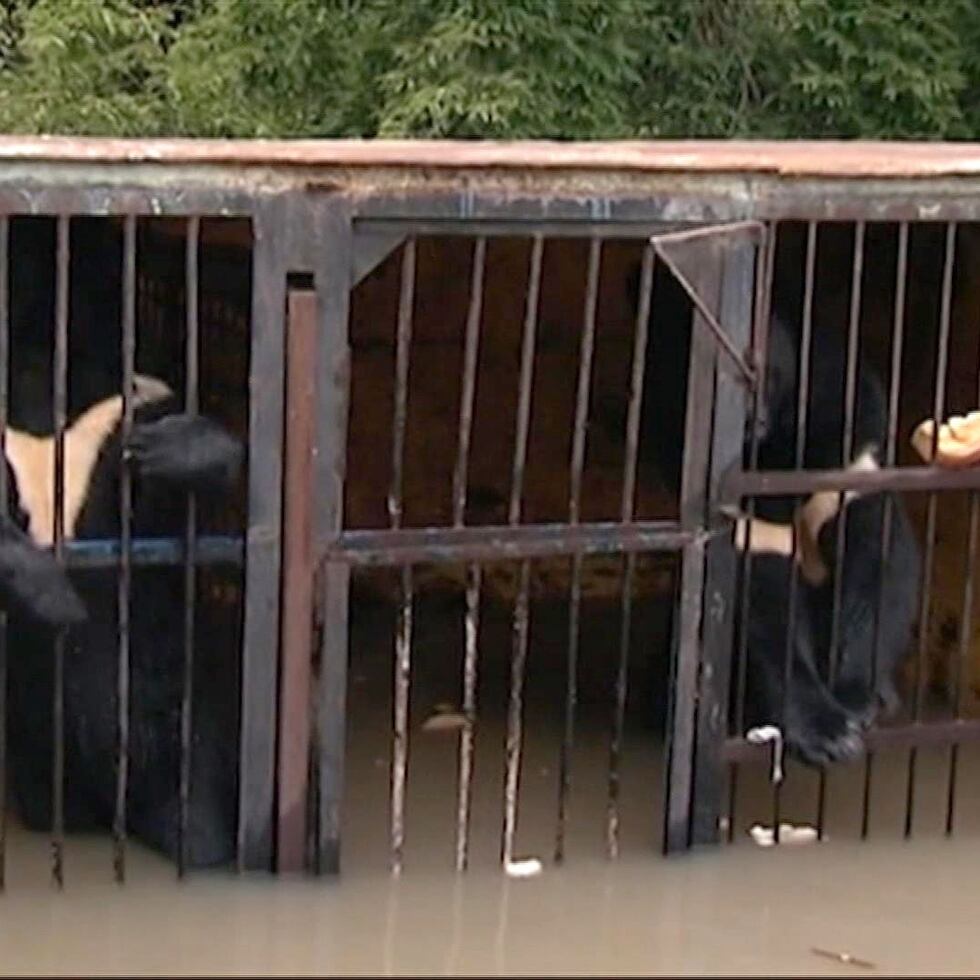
504;857;543;878
749;822;820;847
422;711;468;733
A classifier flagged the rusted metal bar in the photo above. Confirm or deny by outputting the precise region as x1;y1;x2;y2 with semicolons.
774;219;818;844
178;215;199;877
389;240;416;877
455;564;481;872
946;488;979;836
238;201;288;873
452;236;486;872
664;257;721;854
725;464;980;502
0;215;8;891
727;220;776;842
502;237;541;865
817;220;865;837
503;559;530;868
947;229;980;837
509;237;543;529
314;200;354;876
554;237;601;863
391;565;412;876
607;242;655;858
276;288;317;873
315;560;349;874
328;521;695;566
360;219;688;241
690;232;757;846
651;228;758;388
862;221;909;840
62;535;241;567
906;221;956;839
51;214;69;888
114;213;136;883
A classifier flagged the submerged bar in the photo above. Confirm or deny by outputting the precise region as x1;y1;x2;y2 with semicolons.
555;237;601;862
607;242;654;858
906;221;956;838
52;214;69;888
862;221;909;839
114;214;137;882
817;220;865;836
452;236;486;872
502;237;542;867
728;221;776;840
389;240;415;876
773;220;817;841
179;216;200;877
0;216;7;889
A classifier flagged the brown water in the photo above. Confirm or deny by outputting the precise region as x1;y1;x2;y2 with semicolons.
2;591;980;976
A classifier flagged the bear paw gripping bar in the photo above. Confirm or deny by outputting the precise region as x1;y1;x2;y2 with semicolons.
912;410;980;468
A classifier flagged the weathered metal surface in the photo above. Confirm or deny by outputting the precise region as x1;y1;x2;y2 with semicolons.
237;200;287;873
178;217;200;878
690;236;756;847
276;289;318;873
326;522;697;566
3;137;980;178
114;213;136;883
313;199;354;875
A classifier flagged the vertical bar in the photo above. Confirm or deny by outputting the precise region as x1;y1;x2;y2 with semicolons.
503;559;530;867
607;243;654;858
52;214;69;888
389;240;415;876
816;220;865;836
664;253;722;853
455;563;480;872
0;216;8;890
453;238;486;872
861;221;909;839
553;237;601;863
238;203;288;871
314;200;354;875
773;220;817;842
946;483;979;835
727;222;776;840
906;221;956;838
114;214;136;883
276;288;317;872
178;216;199;877
450;237;486;526
502;237;542;864
690;235;757;845
947;227;978;837
315;561;348;874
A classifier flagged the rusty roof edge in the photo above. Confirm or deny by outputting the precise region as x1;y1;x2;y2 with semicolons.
1;137;980;178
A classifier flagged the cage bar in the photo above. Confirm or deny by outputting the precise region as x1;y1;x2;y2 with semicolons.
389;240;416;876
607;242;654;858
177;216;200;876
452;236;486;872
906;221;956;838
553;237;601;863
51;215;69;888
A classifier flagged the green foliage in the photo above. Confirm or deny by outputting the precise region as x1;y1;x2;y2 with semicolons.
0;0;977;139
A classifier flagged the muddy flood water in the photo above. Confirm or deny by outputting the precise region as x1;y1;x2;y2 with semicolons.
2;590;980;976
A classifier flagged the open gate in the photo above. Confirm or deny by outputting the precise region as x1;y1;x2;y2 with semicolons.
271;211;766;873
